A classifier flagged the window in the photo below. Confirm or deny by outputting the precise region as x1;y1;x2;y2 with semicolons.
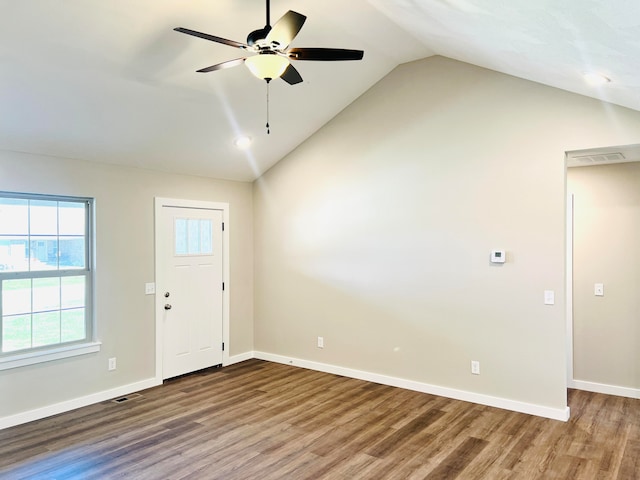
174;218;213;255
0;192;97;369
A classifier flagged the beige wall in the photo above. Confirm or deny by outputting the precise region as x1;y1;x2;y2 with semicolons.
0;150;253;418
253;56;640;411
568;162;640;389
4;55;640;423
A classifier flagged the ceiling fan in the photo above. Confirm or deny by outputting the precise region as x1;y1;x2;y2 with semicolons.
174;0;364;85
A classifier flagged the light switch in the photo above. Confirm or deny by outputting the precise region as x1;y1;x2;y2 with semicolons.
544;290;555;305
594;283;604;296
145;283;156;295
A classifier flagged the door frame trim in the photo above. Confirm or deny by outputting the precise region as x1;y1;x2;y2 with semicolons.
154;197;230;382
566;192;574;386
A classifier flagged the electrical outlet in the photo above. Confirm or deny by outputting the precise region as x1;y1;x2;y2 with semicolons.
108;357;117;371
544;290;555;305
471;360;480;375
594;283;604;296
317;336;324;348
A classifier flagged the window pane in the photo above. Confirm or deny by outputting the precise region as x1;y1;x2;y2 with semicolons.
174;218;213;255
200;220;213;254
33;277;61;312
0;237;29;272
187;219;200;254
30;200;58;235
0;193;93;358
2;314;31;352
175;218;187;255
30;237;58;270
0;198;28;235
61;308;85;342
59;237;85;268
59;202;85;236
32;311;60;347
61;276;85;309
2;279;31;315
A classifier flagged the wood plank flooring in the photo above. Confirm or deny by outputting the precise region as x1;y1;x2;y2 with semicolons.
1;359;639;479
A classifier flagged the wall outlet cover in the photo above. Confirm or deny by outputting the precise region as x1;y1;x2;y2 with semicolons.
471;360;480;375
594;283;604;296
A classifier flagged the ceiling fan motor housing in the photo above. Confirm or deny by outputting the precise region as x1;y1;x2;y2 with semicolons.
247;26;272;46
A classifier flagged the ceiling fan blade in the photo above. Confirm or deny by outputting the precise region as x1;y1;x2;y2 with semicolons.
265;11;306;49
280;64;303;85
288;48;364;61
196;58;246;73
174;27;248;49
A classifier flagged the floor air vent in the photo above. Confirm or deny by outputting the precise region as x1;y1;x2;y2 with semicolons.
111;393;143;404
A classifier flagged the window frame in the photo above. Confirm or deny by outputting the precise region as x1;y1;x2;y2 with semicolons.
0;191;99;370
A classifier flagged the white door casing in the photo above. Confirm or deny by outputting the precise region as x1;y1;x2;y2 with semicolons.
155;198;229;380
566;193;574;386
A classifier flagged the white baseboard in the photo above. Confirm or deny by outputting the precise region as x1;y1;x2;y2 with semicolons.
226;351;255;365
0;377;160;430
1;351;257;431
2;350;573;430
254;351;571;422
570;379;640;399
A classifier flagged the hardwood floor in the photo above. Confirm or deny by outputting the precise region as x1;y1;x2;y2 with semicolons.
1;359;639;479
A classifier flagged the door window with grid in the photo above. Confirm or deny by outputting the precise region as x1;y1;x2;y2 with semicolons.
0;193;94;364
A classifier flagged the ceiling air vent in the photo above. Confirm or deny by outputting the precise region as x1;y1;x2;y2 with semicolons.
572;152;625;164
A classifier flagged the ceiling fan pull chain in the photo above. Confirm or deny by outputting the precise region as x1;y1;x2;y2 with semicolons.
265;79;270;134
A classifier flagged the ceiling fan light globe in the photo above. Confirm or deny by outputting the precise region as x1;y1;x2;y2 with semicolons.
245;53;289;80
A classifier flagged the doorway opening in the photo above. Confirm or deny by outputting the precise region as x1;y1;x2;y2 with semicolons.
565;144;640;399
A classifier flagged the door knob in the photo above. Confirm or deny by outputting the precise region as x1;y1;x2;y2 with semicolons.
164;304;172;310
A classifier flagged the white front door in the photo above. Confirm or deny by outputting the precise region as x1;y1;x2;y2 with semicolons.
157;203;224;379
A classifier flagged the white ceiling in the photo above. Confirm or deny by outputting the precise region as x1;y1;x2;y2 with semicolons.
1;0;638;182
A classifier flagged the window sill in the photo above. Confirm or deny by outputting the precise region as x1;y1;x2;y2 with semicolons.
0;341;102;371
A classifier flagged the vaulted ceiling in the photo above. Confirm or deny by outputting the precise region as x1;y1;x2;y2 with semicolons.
2;1;638;181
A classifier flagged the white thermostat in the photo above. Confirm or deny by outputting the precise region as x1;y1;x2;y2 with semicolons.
490;250;506;264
